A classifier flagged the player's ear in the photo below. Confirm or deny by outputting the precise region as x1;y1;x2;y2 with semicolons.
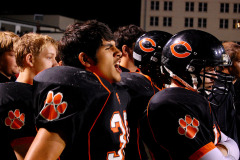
121;45;129;56
25;53;34;67
78;52;91;68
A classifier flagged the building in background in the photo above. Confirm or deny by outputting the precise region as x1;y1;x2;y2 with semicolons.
141;0;240;43
0;15;83;40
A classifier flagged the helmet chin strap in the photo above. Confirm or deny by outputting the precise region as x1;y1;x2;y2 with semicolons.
164;66;198;92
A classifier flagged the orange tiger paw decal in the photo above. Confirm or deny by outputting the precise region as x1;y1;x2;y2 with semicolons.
40;91;68;121
5;109;25;129
178;115;200;139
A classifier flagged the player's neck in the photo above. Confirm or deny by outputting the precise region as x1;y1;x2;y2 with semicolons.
16;69;34;85
120;57;138;72
170;79;197;92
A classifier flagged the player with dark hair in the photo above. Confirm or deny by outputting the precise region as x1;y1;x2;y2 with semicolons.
117;30;172;159
25;20;130;160
114;24;145;72
140;29;239;159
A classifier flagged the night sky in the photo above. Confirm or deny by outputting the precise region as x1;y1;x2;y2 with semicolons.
0;0;141;31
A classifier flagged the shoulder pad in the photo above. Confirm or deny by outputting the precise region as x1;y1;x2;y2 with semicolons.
117;72;159;93
34;66;112;89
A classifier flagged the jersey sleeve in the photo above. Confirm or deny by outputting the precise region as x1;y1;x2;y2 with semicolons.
0;83;36;147
218;132;239;159
34;79;111;144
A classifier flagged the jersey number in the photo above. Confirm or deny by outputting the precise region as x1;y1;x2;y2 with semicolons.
107;111;129;160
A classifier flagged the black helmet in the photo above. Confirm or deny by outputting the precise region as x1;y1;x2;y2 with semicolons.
161;29;232;93
133;30;172;86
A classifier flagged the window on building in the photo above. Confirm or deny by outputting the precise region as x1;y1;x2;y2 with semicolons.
185;18;194;27
233;3;240;13
155;17;159;26
156;1;159;10
150;16;159;26
233;19;240;29
220;3;229;13
21;26;34;33
151;1;160;10
199;2;207;12
164;1;172;11
198;18;207;28
186;2;194;12
163;17;172;27
151;1;154;10
0;23;15;32
150;17;154;26
220;19;228;29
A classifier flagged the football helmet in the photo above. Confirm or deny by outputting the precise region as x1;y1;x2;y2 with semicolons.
133;30;172;86
161;29;232;95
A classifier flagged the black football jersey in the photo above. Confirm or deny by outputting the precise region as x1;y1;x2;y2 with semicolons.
140;87;221;160
117;72;160;160
0;82;37;159
234;80;240;149
0;73;16;83
33;66;131;160
209;78;238;146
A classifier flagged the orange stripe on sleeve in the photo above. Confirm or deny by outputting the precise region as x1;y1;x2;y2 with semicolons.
138;72;162;91
189;142;216;160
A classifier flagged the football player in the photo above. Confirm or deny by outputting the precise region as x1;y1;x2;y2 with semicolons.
114;24;145;72
0;31;20;160
0;31;19;83
117;30;172;159
25;20;130;160
0;33;58;160
208;42;240;147
140;29;239;159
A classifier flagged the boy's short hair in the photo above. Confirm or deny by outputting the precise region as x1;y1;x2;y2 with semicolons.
114;24;145;51
0;31;19;56
59;20;114;68
223;42;240;61
14;33;58;70
217;42;240;72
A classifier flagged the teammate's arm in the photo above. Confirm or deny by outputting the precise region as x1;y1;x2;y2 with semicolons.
200;132;239;160
24;128;66;160
218;131;239;159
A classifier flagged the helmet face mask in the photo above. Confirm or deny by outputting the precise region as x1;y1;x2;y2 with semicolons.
161;29;233;97
208;70;234;106
133;30;172;87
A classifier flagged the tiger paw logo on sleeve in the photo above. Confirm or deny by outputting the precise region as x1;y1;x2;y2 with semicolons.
5;109;25;129
40;91;68;121
178;115;199;139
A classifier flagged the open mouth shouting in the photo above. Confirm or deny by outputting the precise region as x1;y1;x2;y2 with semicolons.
115;61;122;73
